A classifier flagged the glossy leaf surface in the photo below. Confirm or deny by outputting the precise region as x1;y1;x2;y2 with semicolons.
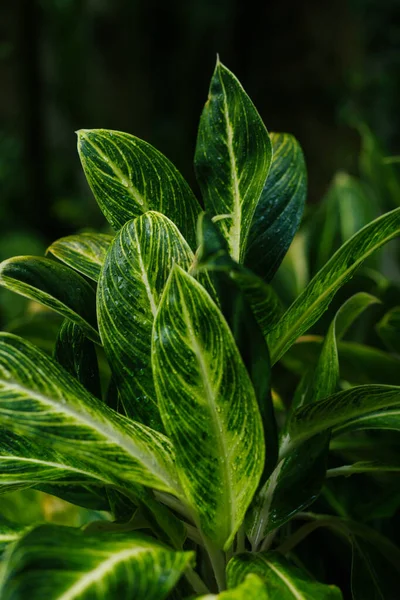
47;233;113;281
0;256;99;343
152;266;264;549
246;132;307;281
268;207;400;364
78;129;201;247
227;552;342;599
0;333;180;495
0;525;193;600
195;60;272;262
98;212;193;428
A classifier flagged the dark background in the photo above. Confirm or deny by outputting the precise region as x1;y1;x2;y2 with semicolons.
1;0;399;246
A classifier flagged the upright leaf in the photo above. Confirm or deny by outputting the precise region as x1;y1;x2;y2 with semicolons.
0;256;99;343
268;208;400;364
195;59;272;262
77;129;201;247
54;319;101;398
152;265;264;549
98;212;193;428
47;232;113;281
0;525;193;600
226;552;342;599
0;333;180;495
245;132;307;281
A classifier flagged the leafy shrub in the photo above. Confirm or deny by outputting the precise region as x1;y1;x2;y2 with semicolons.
0;60;399;599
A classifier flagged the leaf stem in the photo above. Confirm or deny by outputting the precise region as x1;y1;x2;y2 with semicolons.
154;491;194;522
184;567;210;595
203;536;227;592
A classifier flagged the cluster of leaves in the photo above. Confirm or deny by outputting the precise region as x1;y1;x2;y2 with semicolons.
0;60;399;599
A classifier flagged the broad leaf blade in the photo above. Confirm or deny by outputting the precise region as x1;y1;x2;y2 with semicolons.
54;319;101;398
268;208;400;364
195;60;272;262
152;265;265;549
333;408;400;436
98;212;193;428
245;132;307;281
77;129;201;247
197;574;268;599
0;256;99;343
47;232;113;281
0;518;28;554
0;525;193;600
283;385;400;455
0;333;180;495
226;552;343;599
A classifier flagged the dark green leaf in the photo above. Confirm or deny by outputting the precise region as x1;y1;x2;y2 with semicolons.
77;129;201;248
376;307;400;354
194;59;272;262
245;132;307;281
0;256;99;343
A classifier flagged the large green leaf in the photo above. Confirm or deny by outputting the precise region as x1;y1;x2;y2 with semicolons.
152;265;264;549
194;60;272;262
282;385;400;456
0;256;99;343
376;306;400;354
245;132;307;281
77;129;201;247
0;525;193;600
226;552;342;599
197;575;268;599
97;211;193;428
54;319;101;398
333;408;400;437
0;333;180;495
47;233;113;282
268;207;400;364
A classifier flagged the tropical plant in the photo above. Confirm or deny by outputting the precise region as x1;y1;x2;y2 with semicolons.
0;59;399;599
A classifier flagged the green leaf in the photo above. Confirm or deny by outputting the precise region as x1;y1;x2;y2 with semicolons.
47;232;113;282
0;333;180;495
284;339;400;386
273;231;309;305
77;129;201;248
245;132;307;281
197;574;268;599
226;552;342;599
0;525;193;600
0;518;28;554
194;59;272;262
282;385;400;456
376;307;400;354
98;211;194;428
0;256;99;343
152;265;264;549
54;319;101;398
196;213;278;476
268;207;400;364
327;459;400;478
333;408;400;437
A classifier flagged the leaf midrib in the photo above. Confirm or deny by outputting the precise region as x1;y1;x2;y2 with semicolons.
261;557;306;600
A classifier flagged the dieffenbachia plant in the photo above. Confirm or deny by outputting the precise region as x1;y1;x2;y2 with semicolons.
0;59;399;599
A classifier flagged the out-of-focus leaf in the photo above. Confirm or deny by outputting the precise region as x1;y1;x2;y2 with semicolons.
0;525;193;600
152;265;264;549
268;208;400;364
0;256;99;343
226;552;342;598
47;232;113;281
0;518;28;554
98;211;193;428
54;319;101;398
245;132;307;282
272;231;309;305
376;306;400;354
194;59;272;262
77;129;201;248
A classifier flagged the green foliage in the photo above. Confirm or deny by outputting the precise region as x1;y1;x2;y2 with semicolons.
0;61;398;599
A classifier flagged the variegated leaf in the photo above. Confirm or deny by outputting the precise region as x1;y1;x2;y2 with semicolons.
0;333;180;496
47;233;113;281
0;525;193;599
0;256;99;343
195;60;272;262
77;129;201;248
196;574;268;599
152;265;264;549
97;211;193;428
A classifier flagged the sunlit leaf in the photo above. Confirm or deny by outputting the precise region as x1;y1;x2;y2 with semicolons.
47;233;113;281
197;574;268;599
